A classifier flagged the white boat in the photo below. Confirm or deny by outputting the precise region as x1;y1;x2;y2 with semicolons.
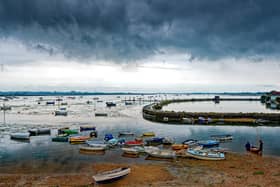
186;149;225;161
93;167;131;183
210;134;233;141
80;146;105;151
146;149;176;159
85;140;107;148
10;132;30;140
121;147;145;154
118;131;134;136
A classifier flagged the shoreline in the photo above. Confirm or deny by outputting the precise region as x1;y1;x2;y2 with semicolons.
0;152;279;186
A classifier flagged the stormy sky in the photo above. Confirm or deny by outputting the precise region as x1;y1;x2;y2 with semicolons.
0;0;280;92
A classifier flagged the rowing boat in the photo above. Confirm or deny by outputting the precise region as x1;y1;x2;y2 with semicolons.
93;167;131;183
186;149;225;161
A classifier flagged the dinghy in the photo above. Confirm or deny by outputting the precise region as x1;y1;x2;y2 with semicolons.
186;149;225;161
172;144;188;150
118;131;134;136
28;128;51;136
198;140;219;148
210;134;233;141
80;126;96;131
63;129;78;135
80;146;105;151
93;167;130;183
145;137;164;146
69;136;91;144
146;149;176;159
10;132;30;141
142;132;155;137
86;140;107;148
52;134;69;142
124;139;143;146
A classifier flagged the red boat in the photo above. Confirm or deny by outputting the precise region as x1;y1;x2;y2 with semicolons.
124;140;143;146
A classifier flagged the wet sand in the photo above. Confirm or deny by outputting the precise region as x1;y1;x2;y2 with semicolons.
0;152;279;187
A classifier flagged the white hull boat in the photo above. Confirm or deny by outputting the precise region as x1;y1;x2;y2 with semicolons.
186;149;225;161
93;167;131;183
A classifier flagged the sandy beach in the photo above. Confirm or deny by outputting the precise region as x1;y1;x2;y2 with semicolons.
0;152;279;187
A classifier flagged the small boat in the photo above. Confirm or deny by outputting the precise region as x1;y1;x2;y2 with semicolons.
142;132;155;137
10;132;30;141
172;144;188;150
58;127;70;134
121;147;140;155
162;137;174;145
52;134;69;142
145;137;164;145
93;167;131;183
125;101;133;105
80;146;105;151
186;149;225;161
63;129;78;135
124;139;143;146
80;126;96;131
104;134;114;141
106;102;116;107
146;149;176;159
198;140;219;148
210;134;233;141
28;128;51;136
182;139;198;146
95;113;108;117
69;136;91;144
118;131;134;136
54;110;68;116
46;101;55;105
86;140;107;148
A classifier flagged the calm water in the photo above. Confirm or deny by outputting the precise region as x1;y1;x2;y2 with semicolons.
0;94;280;172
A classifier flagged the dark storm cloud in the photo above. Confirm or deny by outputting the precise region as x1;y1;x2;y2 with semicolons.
1;0;280;62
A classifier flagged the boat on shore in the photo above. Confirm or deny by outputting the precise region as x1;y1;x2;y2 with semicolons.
172;144;188;150
146;149;176;159
58;127;70;135
186;149;225;161
54;110;68;116
10;132;30;141
86;140;107;148
63;129;78;135
93;167;131;183
145;137;164;146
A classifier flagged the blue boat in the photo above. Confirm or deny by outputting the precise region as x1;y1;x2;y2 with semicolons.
145;137;164;145
198;140;219;148
104;134;114;141
80;126;96;131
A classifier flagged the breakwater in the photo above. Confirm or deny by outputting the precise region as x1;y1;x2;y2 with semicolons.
142;98;280;126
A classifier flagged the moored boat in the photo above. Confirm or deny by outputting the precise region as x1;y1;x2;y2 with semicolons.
210;134;233;141
121;147;140;155
10;132;30;141
28;128;51;136
186;149;225;161
145;137;164;145
80;126;96;131
198;140;219;148
69;136;91;144
106;102;116;107
142;132;155;137
63;129;78;135
93;167;131;183
118;131;134;136
80;146;105;151
58;127;70;134
52;134;69;142
124;139;143;146
86;140;107;148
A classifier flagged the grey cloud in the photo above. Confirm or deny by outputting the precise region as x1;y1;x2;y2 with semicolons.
1;0;280;62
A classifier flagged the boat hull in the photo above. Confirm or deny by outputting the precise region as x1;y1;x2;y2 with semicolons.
93;167;131;183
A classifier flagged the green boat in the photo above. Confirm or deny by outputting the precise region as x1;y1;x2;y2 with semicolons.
52;135;69;142
62;129;78;135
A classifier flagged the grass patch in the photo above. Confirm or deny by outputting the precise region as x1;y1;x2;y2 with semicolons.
253;171;264;175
